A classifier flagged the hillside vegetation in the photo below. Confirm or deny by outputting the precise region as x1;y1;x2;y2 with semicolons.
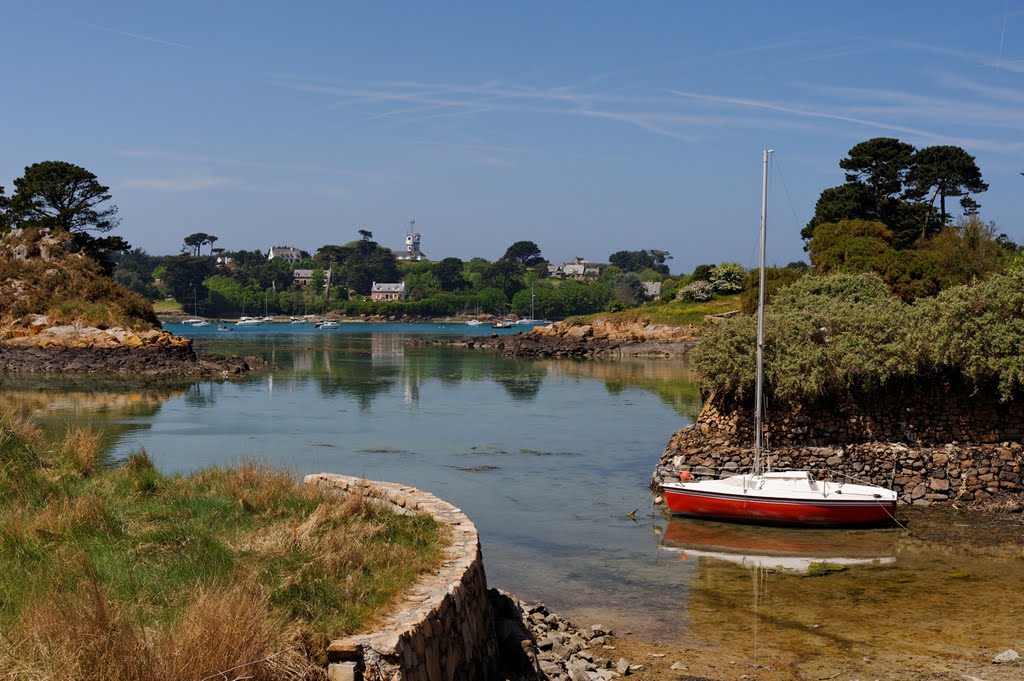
0;227;159;334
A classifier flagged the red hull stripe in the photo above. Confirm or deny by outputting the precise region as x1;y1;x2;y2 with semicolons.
660;487;896;526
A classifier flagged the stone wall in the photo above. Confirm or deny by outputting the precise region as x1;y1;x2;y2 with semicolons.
700;382;1024;446
652;395;1024;506
304;473;499;681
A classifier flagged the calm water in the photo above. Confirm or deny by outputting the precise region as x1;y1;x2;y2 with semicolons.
3;323;703;631
6;322;1023;674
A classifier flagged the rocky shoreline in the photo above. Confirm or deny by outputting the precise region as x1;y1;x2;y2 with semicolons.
492;590;654;681
0;324;264;377
411;319;698;358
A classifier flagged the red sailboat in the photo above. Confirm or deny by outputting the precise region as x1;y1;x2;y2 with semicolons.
659;150;898;527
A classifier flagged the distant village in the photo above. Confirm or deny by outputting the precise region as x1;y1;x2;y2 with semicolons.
252;225;662;302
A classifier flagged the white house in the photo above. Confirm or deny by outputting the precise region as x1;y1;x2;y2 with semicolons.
548;257;604;280
370;281;407;301
268;246;304;264
642;281;663;299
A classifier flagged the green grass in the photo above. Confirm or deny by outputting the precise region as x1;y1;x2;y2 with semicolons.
152;299;183;313
0;412;449;679
570;294;743;327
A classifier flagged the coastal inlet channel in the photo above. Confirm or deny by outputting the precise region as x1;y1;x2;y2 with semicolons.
6;323;1022;679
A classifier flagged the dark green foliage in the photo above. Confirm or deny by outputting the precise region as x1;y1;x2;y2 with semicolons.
608;249;671;275
609;272;646;307
111;248;161;299
432;257;467;291
808;217;1006;301
509;280;610;318
691;264;714;281
739;266;805;314
9;161;119;234
499;240;545;268
905;145;989;232
315;236;400;296
0;186;9;231
839;137;915;199
159;256;217;309
7;161;129;271
804;138;988;249
809;220;894;272
182;232;217;256
694;271;1024;402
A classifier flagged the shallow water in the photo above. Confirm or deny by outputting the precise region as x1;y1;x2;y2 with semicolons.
9;323;1023;675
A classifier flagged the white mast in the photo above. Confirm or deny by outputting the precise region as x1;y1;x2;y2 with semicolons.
754;149;772;476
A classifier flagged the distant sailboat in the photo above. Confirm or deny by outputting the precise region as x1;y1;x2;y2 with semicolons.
516;281;547;326
183;287;206;325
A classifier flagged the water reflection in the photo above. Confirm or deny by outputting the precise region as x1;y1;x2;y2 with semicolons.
191;334;700;417
0;375;185;420
659;517;898;572
0;375;190;463
654;516;1024;677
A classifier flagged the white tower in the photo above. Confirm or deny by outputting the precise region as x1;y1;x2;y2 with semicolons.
405;219;422;260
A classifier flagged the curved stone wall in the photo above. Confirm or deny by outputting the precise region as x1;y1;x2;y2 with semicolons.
304;473;498;681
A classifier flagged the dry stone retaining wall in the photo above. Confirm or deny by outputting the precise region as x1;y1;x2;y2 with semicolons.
304;473;498;681
653;427;1023;505
700;383;1024;446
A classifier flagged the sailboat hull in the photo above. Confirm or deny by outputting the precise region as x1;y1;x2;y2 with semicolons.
660;474;898;527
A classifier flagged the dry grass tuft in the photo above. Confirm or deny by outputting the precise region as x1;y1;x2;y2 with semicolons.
30;493;112;538
157;580;323;681
3;572;326;681
8;567;156;681
58;426;105;477
0;414;44;452
199;460;319;514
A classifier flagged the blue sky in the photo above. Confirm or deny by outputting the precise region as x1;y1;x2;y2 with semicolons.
2;1;1023;274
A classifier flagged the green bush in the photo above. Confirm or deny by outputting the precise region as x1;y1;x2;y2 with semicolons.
693;271;1024;402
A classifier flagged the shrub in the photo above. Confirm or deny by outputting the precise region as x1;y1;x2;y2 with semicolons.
708;262;747;294
676;280;716;302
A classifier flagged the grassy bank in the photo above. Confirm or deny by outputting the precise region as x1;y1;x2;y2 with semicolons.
0;412;449;680
571;294;742;327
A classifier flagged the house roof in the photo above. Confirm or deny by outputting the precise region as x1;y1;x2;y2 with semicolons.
372;282;405;292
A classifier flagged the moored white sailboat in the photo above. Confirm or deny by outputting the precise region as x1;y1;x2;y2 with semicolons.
658;150;898;527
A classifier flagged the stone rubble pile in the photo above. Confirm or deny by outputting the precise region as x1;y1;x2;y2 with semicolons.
491;590;647;681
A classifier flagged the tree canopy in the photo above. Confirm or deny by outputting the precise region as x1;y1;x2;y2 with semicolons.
6;161;128;269
315;233;400;295
803;138;987;248
499;240;545;268
182;232;219;256
608;249;671;275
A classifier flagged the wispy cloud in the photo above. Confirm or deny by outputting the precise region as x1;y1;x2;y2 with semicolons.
271;72;1024;154
273;76;725;143
121;176;237;192
119;148;231;164
77;21;190;49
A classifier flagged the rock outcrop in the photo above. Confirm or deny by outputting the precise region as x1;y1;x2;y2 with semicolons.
412;318;698;358
1;229;260;377
0;323;263;376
